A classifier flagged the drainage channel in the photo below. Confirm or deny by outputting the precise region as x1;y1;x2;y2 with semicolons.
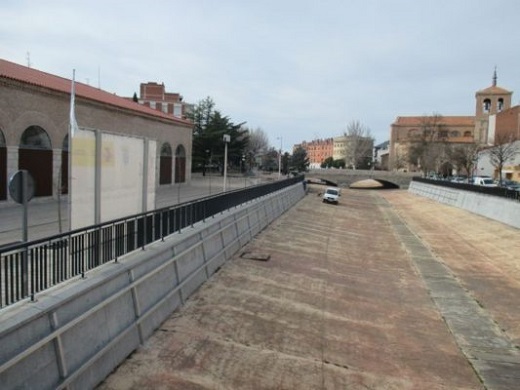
380;201;520;390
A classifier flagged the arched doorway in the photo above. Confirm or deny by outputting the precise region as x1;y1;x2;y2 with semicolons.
0;129;6;200
19;126;53;197
159;142;172;185
61;135;69;194
175;145;186;183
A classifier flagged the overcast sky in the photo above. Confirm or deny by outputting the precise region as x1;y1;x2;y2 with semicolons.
2;0;520;151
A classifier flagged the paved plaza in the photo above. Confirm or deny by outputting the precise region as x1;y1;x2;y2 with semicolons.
0;173;263;246
95;186;520;390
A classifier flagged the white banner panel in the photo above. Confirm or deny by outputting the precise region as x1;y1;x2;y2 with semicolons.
100;132;144;221
70;128;96;229
70;129;157;230
146;140;157;211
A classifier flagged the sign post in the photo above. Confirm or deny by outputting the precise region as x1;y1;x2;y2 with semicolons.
8;170;35;298
9;170;35;241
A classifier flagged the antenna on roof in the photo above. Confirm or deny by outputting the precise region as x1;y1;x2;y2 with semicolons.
26;51;31;68
493;66;497;87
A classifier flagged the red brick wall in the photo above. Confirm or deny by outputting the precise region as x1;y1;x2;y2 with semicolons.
496;106;520;140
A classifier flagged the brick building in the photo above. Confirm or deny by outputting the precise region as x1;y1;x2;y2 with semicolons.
133;82;192;119
0;58;193;203
494;105;520;141
296;138;333;168
389;71;513;172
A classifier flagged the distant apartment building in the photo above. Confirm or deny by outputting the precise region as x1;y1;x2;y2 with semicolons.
374;141;389;170
333;136;347;161
295;135;376;169
133;82;192;119
296;138;333;168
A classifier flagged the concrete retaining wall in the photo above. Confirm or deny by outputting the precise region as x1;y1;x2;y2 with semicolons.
409;181;520;229
0;183;305;390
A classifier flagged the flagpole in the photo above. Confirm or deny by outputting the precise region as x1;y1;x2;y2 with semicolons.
68;69;76;231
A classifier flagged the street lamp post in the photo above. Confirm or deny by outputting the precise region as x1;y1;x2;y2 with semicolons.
223;134;230;192
242;154;246;188
277;136;283;179
206;149;211;194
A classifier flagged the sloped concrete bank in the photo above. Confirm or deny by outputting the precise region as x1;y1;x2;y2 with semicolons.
0;183;305;390
409;181;520;229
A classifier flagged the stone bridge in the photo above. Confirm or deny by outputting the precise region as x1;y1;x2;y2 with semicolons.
304;169;420;189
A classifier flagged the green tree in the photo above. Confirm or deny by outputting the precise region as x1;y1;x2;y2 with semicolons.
188;97;248;173
281;152;290;175
333;159;346;169
290;146;310;172
321;156;334;168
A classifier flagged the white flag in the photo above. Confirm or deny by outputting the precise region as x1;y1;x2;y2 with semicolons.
69;69;79;137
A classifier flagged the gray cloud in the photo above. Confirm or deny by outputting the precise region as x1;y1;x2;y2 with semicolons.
2;0;519;150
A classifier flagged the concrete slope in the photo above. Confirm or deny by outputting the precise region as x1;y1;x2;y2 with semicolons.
97;187;520;389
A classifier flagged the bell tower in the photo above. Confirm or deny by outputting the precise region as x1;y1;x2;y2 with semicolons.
474;69;512;144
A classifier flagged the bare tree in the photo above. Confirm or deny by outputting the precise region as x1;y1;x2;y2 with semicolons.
488;134;520;182
393;146;408;171
447;143;480;177
343;120;374;169
245;127;269;156
408;113;449;176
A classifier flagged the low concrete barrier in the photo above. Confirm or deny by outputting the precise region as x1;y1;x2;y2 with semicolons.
409;181;520;229
0;183;305;390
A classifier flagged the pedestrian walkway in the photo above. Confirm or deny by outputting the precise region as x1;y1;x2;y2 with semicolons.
97;187;520;389
0;173;265;246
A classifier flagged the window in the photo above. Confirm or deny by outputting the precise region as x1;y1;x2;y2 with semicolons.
408;129;419;138
498;98;504;112
450;131;460;137
20;126;52;149
483;98;491;113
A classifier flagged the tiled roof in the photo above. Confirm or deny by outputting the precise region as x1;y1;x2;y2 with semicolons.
476;85;512;95
393;116;475;127
0;58;192;126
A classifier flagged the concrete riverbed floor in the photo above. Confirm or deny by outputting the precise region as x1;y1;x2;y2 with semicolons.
97;186;520;390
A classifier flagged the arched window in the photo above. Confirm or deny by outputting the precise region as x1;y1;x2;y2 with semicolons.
161;143;172;157
159;142;173;185
463;131;472;137
498;98;504;112
450;131;460;137
175;144;186;183
408;129;419;139
483;98;491;113
20;125;52;149
19;126;53;197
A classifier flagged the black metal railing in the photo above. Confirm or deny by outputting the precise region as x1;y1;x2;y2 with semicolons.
0;176;304;309
412;177;520;202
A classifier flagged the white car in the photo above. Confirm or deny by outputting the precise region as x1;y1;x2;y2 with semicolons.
322;187;341;204
472;176;497;187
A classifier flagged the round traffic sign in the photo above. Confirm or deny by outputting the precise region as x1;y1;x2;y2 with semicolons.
9;170;35;204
